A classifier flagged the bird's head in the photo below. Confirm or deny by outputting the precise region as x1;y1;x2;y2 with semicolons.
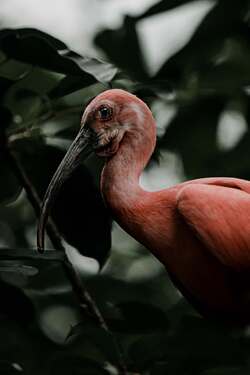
81;89;152;157
37;89;155;252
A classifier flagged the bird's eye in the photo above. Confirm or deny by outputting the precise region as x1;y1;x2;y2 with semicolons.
98;105;112;121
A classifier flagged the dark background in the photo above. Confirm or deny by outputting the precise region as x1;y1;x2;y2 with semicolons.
0;0;250;374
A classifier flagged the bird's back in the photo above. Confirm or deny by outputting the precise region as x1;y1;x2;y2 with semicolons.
135;177;250;325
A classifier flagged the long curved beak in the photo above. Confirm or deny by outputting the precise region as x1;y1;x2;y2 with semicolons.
37;125;92;253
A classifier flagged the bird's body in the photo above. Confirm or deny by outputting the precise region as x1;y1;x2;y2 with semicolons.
38;89;250;325
104;170;250;324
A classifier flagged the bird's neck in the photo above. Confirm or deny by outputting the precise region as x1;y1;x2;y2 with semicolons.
100;123;156;231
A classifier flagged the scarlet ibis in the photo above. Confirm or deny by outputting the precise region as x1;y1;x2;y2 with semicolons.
38;89;250;325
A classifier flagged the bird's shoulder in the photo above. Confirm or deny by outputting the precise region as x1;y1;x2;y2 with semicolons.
174;177;250;270
177;176;250;194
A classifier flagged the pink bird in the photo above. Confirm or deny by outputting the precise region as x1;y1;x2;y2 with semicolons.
37;89;250;326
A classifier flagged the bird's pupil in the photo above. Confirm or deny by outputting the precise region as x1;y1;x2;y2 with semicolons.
99;106;111;120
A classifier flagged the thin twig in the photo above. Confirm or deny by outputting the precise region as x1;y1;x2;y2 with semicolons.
5;146;128;374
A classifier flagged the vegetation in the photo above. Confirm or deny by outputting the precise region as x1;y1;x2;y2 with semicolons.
0;0;250;374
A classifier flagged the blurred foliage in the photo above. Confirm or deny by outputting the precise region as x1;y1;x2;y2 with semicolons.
1;0;250;374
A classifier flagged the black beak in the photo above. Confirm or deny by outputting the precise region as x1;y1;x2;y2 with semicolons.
37;125;92;253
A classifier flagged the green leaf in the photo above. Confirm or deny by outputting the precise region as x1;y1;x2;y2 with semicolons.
95;16;148;81
0;164;21;205
0;279;35;324
108;302;169;333
199;37;250;94
66;54;117;83
49;75;95;99
129;315;247;371
0;77;14;101
138;0;197;19
0;248;66;291
0;361;24;374
154;0;248;87
202;367;247;375
5;88;43;127
0;248;65;262
50;355;109;375
0;263;38;276
0;28;117;83
0;58;31;81
67;322;121;365
159;96;225;178
15;143;111;265
0;107;22;205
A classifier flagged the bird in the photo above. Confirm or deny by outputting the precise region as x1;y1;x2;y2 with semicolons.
37;89;250;326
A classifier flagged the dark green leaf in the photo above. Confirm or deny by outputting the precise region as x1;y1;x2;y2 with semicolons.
0;77;14;101
0;28;117;83
66;54;117;83
67;322;121;365
0;248;65;262
0;263;38;276
15;143;111;265
202;367;247;375
109;302;169;333
0;361;24;375
0;280;34;324
95;16;148;81
154;0;249;87
50;355;109;375
138;0;195;18
0;150;21;206
49;75;95;99
5;88;43;126
159;97;225;178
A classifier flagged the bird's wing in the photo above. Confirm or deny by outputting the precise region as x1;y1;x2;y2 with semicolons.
177;181;250;270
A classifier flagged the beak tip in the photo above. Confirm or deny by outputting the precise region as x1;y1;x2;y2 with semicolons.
37;246;45;254
37;223;45;253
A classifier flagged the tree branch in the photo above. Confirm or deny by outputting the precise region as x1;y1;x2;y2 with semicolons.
5;146;128;374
